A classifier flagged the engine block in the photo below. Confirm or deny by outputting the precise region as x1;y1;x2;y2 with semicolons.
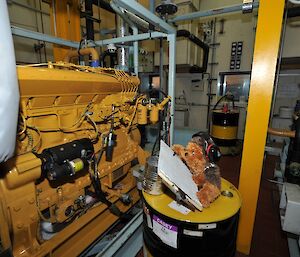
0;63;150;257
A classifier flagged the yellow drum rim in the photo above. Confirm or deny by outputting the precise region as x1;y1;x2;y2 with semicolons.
142;178;242;223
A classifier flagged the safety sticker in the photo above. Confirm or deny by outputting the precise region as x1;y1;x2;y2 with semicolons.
152;215;178;249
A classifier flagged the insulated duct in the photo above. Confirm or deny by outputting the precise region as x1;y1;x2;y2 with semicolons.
0;1;20;162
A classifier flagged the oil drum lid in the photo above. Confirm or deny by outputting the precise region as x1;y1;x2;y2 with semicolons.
142;178;241;223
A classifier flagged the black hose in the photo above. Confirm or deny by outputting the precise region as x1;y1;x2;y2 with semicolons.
213;95;235;110
176;29;209;73
91;156;125;218
149;88;168;98
92;0;115;13
85;0;94;41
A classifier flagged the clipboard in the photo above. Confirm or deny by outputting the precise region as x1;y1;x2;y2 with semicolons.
158;140;203;211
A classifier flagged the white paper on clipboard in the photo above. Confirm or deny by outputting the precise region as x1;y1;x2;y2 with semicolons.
158;140;203;211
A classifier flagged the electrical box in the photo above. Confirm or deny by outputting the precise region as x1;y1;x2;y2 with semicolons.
280;183;300;235
154;1;204;70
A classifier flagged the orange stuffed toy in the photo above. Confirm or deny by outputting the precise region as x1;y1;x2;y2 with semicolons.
172;141;221;208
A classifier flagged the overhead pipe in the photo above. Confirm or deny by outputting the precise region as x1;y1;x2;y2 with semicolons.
114;0;176;143
95;32;167;46
64;48;100;67
176;29;209;73
11;26;79;48
85;0;95;41
110;1;139;74
92;0;115;13
169;2;260;23
115;0;176;34
116;15;129;71
0;2;20;162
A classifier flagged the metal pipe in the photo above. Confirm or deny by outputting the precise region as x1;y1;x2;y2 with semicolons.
169;2;259;22
267;127;295;138
110;2;136;29
133;27;139;75
149;0;155;13
95;32;167;46
110;1;139;73
11;25;79;48
176;29;209;72
0;1;19;163
111;1;149;32
64;48;100;66
159;38;164;93
123;10;149;32
115;0;176;33
52;0;57;36
116;15;129;71
85;0;95;40
269;6;288;121
168;33;176;145
7;0;49;16
93;0;115;13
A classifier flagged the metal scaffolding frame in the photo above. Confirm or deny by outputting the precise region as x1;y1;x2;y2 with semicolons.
10;1;260;145
169;1;259;22
10;0;177;145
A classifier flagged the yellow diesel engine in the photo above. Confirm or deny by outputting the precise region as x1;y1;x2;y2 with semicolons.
0;63;167;257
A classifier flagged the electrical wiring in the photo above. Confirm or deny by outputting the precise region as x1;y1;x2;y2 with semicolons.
126;96;144;133
35;189;51;223
85;113;100;141
18;112;27;135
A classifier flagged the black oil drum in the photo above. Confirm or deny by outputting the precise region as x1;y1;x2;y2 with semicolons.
211;110;239;147
142;179;241;257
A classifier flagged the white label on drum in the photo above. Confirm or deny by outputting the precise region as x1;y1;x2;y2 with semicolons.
152;215;178;249
183;229;203;237
198;223;217;229
168;201;191;215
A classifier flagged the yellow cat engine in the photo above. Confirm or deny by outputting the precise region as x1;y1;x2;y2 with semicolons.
0;63;169;257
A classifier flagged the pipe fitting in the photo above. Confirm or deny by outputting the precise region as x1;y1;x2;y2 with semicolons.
64;48;100;67
267;127;295;138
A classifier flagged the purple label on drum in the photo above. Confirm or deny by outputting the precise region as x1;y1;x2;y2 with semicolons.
153;215;178;232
